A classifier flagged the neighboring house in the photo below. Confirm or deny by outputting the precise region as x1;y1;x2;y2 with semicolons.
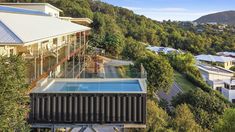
197;64;234;90
217;52;235;58
0;5;90;82
222;80;235;103
0;3;62;17
198;64;235;103
196;54;234;69
147;46;180;54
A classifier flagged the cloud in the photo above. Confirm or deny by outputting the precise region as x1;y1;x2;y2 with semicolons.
123;6;188;12
122;6;219;21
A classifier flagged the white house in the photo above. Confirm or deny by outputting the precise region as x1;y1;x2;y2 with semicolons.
147;46;179;54
196;54;235;69
0;3;62;17
0;5;90;82
197;64;234;91
222;80;235;103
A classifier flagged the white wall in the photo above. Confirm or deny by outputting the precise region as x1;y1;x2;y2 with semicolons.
45;6;60;17
222;88;235;102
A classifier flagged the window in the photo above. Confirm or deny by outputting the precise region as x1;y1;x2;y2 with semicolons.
62;36;65;42
216;87;222;92
53;38;58;45
9;49;14;56
232;99;235;103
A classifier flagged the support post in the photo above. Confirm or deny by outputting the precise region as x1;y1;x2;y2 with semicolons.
34;57;37;79
73;39;75;78
83;31;86;78
78;32;81;78
40;43;43;75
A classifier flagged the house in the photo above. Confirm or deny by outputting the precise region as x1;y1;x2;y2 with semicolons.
0;3;147;131
222;79;235;103
197;64;235;103
0;5;90;82
147;46;180;54
217;52;235;58
0;3;93;26
197;64;234;91
196;54;234;69
0;3;62;17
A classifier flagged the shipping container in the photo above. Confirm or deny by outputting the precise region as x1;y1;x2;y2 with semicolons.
29;78;147;126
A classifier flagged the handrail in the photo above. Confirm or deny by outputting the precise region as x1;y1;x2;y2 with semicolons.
27;44;87;93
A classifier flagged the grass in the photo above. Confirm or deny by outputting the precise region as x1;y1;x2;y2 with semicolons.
174;71;197;92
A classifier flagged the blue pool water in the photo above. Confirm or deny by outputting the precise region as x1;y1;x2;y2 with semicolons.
45;80;142;92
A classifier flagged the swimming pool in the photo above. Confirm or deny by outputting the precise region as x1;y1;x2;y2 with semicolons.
45;80;141;92
39;79;144;93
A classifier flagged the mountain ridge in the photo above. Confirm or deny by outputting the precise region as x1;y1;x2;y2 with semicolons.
194;10;235;25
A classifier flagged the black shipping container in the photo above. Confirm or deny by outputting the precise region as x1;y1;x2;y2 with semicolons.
29;93;146;125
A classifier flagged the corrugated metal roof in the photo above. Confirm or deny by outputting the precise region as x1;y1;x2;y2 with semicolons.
196;54;235;63
0;5;48;16
0;21;22;44
0;12;90;44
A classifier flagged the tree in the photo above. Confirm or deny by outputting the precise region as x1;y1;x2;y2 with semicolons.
136;52;174;93
0;56;29;131
215;108;235;132
146;100;172;132
172;89;228;130
122;37;146;60
103;34;124;57
173;104;204;132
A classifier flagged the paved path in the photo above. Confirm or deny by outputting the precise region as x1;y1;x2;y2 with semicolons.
101;56;133;78
158;82;183;104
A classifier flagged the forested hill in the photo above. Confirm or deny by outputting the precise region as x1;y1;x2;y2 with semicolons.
4;0;235;56
195;11;235;25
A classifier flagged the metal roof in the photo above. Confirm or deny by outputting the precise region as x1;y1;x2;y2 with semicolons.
0;21;22;44
0;12;90;44
0;5;48;16
0;3;63;12
196;54;235;63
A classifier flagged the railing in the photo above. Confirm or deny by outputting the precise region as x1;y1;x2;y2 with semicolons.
27;43;87;92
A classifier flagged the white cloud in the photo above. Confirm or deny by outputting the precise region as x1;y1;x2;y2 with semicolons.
123;6;188;12
122;6;219;21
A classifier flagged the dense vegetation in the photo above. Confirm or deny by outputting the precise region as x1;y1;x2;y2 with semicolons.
0;56;29;131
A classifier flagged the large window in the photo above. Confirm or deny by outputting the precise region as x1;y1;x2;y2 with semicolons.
53;38;58;45
232;99;235;103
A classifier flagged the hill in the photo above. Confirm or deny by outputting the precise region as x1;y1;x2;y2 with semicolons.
2;0;235;55
195;11;235;25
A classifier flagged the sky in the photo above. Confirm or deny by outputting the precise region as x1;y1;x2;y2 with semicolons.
101;0;235;21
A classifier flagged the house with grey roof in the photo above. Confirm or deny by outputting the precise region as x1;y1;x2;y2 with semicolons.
196;54;235;69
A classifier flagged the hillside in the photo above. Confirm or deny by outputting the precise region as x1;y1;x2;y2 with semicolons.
195;11;235;25
2;0;235;55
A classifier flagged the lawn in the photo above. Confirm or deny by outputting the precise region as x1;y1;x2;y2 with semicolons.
174;71;197;92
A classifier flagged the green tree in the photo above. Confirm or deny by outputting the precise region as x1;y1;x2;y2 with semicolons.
0;56;29;131
136;52;174;93
215;108;235;132
122;37;146;60
173;104;204;132
103;34;124;57
172;89;228;130
146;100;172;132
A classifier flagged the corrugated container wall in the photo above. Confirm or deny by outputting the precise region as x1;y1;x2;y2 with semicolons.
29;93;146;124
